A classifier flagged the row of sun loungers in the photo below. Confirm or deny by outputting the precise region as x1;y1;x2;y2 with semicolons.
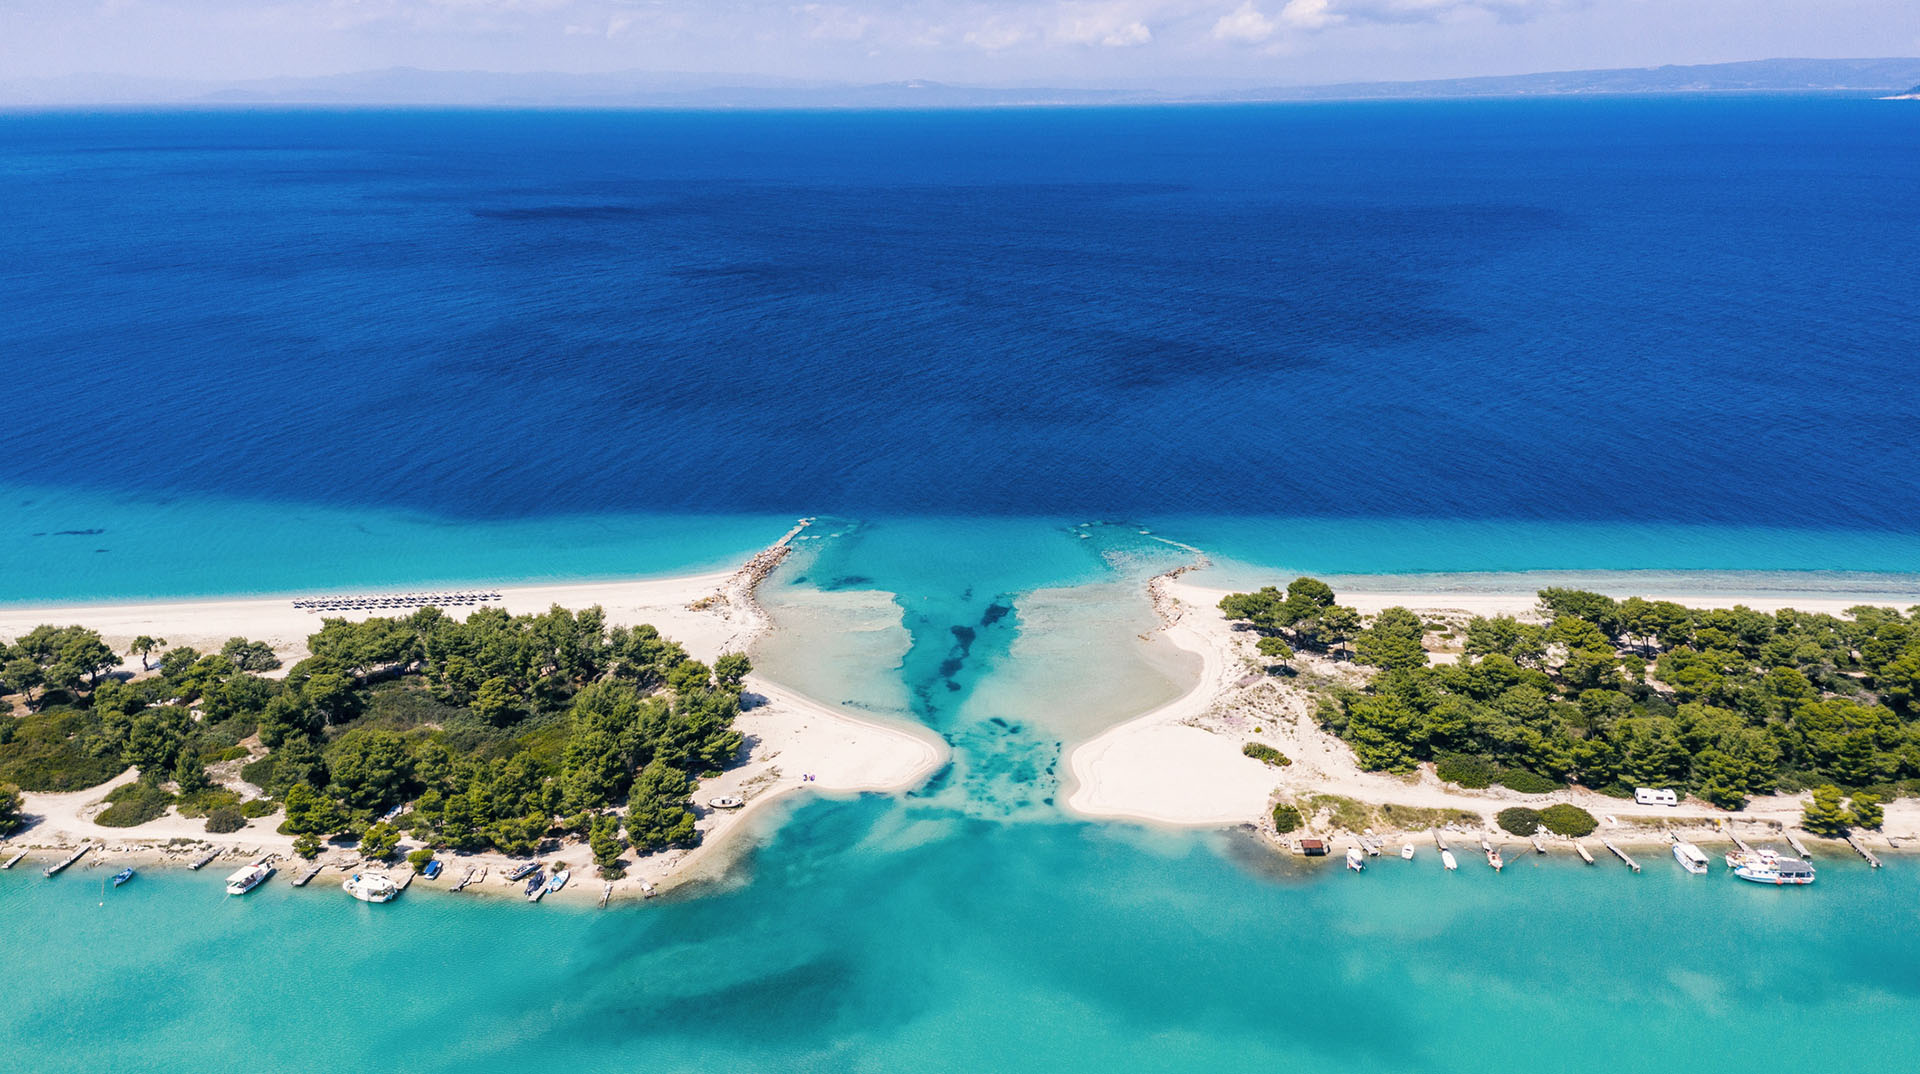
293;592;503;612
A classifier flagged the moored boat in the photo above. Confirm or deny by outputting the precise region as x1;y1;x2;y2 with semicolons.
111;867;135;887
225;863;274;896
1672;842;1710;875
708;796;745;810
1401;844;1416;861
506;862;539;882
523;869;546;899
422;858;443;880
545;869;570;896
1733;848;1814;886
1345;847;1365;872
343;872;400;903
1441;849;1458;871
1486;847;1503;871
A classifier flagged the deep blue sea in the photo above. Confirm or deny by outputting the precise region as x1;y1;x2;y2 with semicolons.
4;98;1920;598
5;99;1920;1073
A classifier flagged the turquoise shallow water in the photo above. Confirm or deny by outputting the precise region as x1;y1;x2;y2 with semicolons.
5;806;1918;1074
7;519;1920;1071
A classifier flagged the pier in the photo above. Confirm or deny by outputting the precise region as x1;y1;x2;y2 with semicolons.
1785;832;1812;859
1530;836;1547;855
1844;835;1883;868
395;870;415;892
3;850;27;870
1573;841;1596;865
292;862;326;887
44;845;90;877
599;882;613;909
1729;832;1754;855
1601;840;1640;872
451;866;477;892
188;850;221;871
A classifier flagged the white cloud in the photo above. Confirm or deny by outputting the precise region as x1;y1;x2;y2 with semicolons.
795;3;870;40
1053;3;1155;47
962;20;1030;49
1211;1;1275;42
1279;0;1341;28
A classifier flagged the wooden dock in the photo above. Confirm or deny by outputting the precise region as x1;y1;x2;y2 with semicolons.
43;845;90;877
599;882;613;909
292;862;326;887
1573;841;1595;865
1729;832;1754;855
188;850;221;871
1785;831;1812;859
1530;836;1547;855
3;849;27;870
1432;829;1449;851
1844;835;1883;869
451;866;477;892
1601;840;1640;872
395;870;415;892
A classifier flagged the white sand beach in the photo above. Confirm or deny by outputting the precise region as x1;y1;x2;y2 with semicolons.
1065;577;1920;850
0;540;946;900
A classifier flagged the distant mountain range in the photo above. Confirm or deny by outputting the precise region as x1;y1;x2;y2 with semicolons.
5;57;1920;109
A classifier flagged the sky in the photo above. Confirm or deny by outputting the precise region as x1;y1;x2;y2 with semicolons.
1;0;1916;88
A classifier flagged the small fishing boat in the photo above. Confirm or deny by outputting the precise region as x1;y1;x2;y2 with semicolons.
1441;849;1458;871
523;869;546;899
545;869;570;896
708;796;745;810
111;867;135;887
1486;847;1503;871
342;872;400;903
1672;842;1711;875
506;862;539;882
225;863;274;896
421;858;443;880
1345;847;1366;872
1400;844;1416;861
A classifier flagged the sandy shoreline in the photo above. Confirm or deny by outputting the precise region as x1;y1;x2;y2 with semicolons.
1065;576;1920;855
1;532;948;904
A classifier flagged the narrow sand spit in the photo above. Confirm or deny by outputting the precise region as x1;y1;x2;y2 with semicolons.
1065;576;1920;846
2;532;946;901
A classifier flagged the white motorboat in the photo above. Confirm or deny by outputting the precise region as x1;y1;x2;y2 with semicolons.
1400;844;1416;861
1672;842;1710;875
708;796;745;810
1345;847;1366;872
225;863;274;896
1441;849;1458;871
342;872;399;903
1732;848;1814;886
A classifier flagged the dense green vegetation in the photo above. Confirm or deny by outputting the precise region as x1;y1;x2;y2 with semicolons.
1242;742;1291;767
1495;807;1542;835
0;782;22;835
1271;803;1303;833
1538;804;1598;837
1223;581;1920;810
1;606;749;860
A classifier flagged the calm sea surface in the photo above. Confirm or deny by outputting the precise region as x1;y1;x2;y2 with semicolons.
3;99;1919;1071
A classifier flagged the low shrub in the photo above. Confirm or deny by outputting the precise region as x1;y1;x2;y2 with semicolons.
1272;803;1303;834
1538;803;1598;837
1376;803;1482;830
95;781;174;827
1305;794;1371;833
1243;742;1292;767
1435;753;1497;790
176;787;241;818
207;745;252;764
1495;769;1563;794
406;847;436;873
238;755;275;789
1495;807;1542;836
205;807;247;834
239;798;278;818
